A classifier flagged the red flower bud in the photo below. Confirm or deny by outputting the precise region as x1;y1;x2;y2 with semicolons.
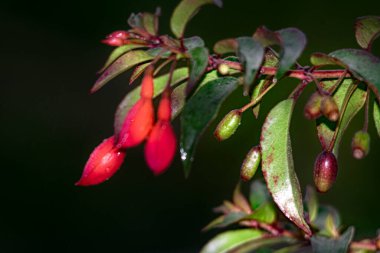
102;31;129;46
101;37;125;47
117;98;154;148
76;136;126;186
313;151;338;193
144;92;176;175
107;30;129;40
117;67;155;148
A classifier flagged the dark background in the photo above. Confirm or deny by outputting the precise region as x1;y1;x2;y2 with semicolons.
1;0;380;252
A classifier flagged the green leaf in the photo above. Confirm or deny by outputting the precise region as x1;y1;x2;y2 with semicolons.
316;80;367;154
233;183;252;213
236;37;265;95
276;28;306;79
355;16;380;50
170;0;222;38
272;244;305;253
200;229;263;253
187;46;209;94
260;99;311;235
373;100;380;137
142;12;157;36
231;237;296;253
213;38;238;55
311;227;355;253
92;50;154;93
312;205;341;233
310;52;344;67
203;212;247;231
114;68;188;137
247;202;276;224
98;44;148;73
180;77;239;177
184;36;205;50
252;78;270;118
329;49;380;102
304;186;318;223
249;180;270;210
129;62;151;85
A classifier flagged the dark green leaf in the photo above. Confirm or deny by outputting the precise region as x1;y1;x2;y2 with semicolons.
232;237;297;253
316;80;367;154
311;227;354;253
236;37;265;95
128;13;144;29
200;229;264;253
304;186;318;223
186;46;209;94
142;12;157;35
99;44;148;73
273;244;306;253
249;180;270;210
203;212;247;231
329;49;380;102
213;38;238;55
260;99;311;235
355;16;380;50
92;50;153;93
170;0;222;38
246;202;276;224
184;36;205;50
312;205;341;233
275;28;306;79
373;100;380;137
114;68;188;137
180;77;239;177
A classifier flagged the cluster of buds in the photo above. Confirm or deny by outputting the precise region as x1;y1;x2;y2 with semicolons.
101;30;131;47
304;91;339;122
76;67;177;186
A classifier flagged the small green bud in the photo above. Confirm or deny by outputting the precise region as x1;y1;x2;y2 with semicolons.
240;146;261;182
321;95;339;122
351;130;370;159
214;109;241;141
313;151;338;193
304;92;322;120
217;63;230;75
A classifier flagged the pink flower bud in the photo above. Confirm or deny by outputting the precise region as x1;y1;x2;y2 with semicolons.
140;66;154;99
76;136;126;186
102;30;129;46
144;92;176;175
107;30;129;40
117;98;154;148
145;121;176;175
101;37;124;46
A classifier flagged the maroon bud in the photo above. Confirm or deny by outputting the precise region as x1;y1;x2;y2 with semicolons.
304;92;322;120
313;151;338;193
321;96;339;122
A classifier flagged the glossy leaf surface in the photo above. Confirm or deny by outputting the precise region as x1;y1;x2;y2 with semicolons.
170;0;222;38
187;46;209;94
180;77;238;177
260;99;311;235
355;16;380;50
200;229;263;253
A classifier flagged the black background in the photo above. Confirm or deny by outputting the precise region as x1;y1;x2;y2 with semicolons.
1;0;380;252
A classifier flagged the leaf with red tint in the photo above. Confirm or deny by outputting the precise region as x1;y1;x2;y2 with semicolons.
145;121;177;175
76;136;126;186
355;16;380;50
117;98;154;148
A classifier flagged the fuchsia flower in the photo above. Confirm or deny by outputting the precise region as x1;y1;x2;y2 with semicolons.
101;30;129;46
76;136;126;186
144;90;177;175
117;67;155;148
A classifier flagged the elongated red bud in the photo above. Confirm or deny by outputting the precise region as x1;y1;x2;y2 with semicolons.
145;93;176;175
321;96;339;122
304;92;322;120
102;31;129;46
145;121;177;175
313;151;338;193
140;66;154;99
240;145;261;182
351;130;370;159
214;109;242;141
117;98;154;148
76;136;126;186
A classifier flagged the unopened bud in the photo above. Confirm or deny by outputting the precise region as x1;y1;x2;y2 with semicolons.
214;109;241;141
351;130;370;159
217;63;230;75
313;151;338;193
304;92;322;120
240;146;261;182
321;96;339;122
